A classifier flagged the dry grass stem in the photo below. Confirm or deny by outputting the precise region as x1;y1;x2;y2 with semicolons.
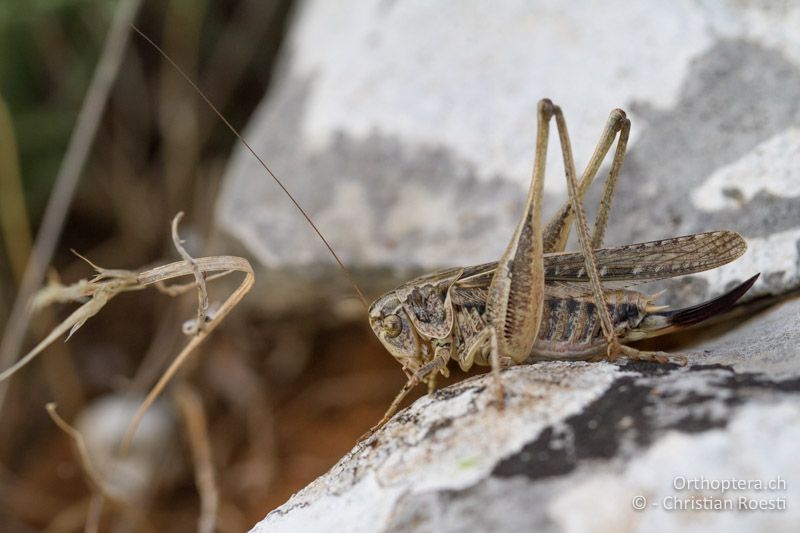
0;213;253;463
174;384;218;533
121;216;254;452
45;403;122;505
171;211;209;335
32;211;252;530
0;0;144;413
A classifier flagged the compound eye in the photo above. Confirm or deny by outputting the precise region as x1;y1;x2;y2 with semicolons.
383;314;402;338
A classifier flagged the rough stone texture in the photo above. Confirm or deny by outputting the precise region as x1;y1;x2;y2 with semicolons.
218;1;800;530
216;0;800;312
254;298;800;532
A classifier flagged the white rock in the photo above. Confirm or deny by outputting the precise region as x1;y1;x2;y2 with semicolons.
211;4;800;529
692;128;800;212
255;298;800;532
216;0;800;313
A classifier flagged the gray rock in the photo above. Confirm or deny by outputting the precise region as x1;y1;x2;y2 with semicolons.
216;0;800;312
216;2;800;530
253;297;800;532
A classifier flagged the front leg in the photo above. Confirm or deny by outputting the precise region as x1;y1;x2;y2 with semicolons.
362;345;451;439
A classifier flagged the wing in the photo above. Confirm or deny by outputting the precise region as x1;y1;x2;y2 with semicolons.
455;231;746;290
544;230;746;281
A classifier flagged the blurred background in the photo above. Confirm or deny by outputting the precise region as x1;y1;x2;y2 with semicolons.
5;0;800;531
0;1;424;531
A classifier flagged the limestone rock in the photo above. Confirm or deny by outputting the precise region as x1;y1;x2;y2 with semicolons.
216;0;800;312
214;2;800;529
253;297;800;532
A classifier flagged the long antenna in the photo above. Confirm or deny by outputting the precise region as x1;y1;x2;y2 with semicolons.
131;25;369;309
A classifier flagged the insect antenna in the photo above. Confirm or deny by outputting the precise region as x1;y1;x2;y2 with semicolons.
131;25;369;309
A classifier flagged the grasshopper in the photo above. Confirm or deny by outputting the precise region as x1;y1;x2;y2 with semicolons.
138;34;756;438
365;100;757;434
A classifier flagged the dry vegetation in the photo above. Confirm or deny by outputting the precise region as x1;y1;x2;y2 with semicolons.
0;1;428;530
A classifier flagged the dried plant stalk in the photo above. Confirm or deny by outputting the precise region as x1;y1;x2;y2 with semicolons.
0;214;254;454
45;403;121;504
45;403;156;532
174;384;218;533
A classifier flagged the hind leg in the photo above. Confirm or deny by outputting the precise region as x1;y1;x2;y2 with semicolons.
543;108;629;253
548;106;687;366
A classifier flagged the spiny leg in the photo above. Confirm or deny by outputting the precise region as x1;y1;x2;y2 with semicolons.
543;109;629;253
549;106;620;358
551;106;685;365
614;344;687;365
489;325;502;405
591;116;629;249
361;348;450;440
583;118;685;365
484;99;552;407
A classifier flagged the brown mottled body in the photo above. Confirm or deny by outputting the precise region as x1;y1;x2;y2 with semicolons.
373;250;757;375
371;230;752;374
452;283;653;365
530;287;650;361
364;100;758;436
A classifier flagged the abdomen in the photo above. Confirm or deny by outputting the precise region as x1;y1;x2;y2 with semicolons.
527;289;650;361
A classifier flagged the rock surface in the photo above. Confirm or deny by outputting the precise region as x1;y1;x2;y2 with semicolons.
253;297;800;532
215;1;800;531
216;0;800;312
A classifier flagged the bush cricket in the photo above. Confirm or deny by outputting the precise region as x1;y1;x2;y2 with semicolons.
365;99;757;435
138;33;757;438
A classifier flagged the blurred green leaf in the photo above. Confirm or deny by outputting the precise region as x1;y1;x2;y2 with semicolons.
0;0;116;216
